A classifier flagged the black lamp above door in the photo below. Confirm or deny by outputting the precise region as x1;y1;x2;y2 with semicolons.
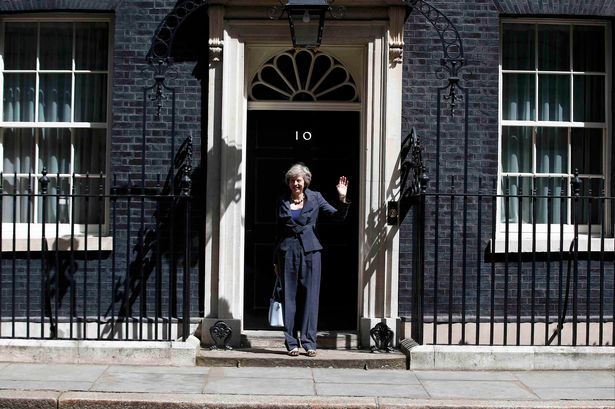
269;0;344;50
285;0;329;49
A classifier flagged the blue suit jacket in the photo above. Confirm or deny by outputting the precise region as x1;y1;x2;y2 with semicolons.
275;188;350;254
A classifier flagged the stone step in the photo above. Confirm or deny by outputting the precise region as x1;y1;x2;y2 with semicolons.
239;330;361;349
197;347;407;369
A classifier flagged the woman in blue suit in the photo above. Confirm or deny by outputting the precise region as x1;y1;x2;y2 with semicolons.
273;163;350;357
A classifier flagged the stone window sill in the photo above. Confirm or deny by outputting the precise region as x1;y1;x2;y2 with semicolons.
1;236;113;252
491;235;614;253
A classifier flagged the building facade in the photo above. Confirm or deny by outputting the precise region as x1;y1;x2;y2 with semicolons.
0;0;612;348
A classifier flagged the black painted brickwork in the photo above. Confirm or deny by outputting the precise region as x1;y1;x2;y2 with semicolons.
399;0;615;321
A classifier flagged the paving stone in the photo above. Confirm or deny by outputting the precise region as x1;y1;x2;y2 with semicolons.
513;371;615;389
414;370;518;381
316;382;429;398
90;372;206;394
203;377;315;395
532;387;615;401
221;367;313;379
59;392;379;409
0;380;92;391
313;368;421;385
420;380;539;400
0;363;107;382
105;365;209;375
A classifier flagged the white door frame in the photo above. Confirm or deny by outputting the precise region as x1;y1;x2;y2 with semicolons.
202;7;406;348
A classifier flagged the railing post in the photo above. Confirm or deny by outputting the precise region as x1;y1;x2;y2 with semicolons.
180;137;193;342
571;170;581;346
39;168;49;338
412;166;429;345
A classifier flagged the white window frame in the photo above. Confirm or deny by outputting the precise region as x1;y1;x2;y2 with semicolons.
497;18;613;250
0;14;113;241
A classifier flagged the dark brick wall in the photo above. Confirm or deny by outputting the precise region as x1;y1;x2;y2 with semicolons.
0;0;206;329
399;0;615;324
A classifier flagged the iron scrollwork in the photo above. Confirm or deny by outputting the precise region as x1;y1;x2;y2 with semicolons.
181;134;193;197
143;58;178;119
403;0;467;117
370;322;395;353
209;320;233;350
400;128;429;203
146;0;207;62
145;0;208;117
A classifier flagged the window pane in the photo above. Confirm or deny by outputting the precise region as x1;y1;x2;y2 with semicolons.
74;129;106;174
39;128;70;175
502;126;532;173
502;74;535;120
573;75;605;122
573;26;605;72
2;176;33;223
74;177;105;225
39;23;72;70
502;24;535;70
3;128;34;174
4;22;37;70
536;127;567;174
500;176;532;223
38;74;72;122
3;73;36;122
538;25;569;71
74;74;107;122
535;177;567;224
36;176;69;224
538;74;570;121
75;22;109;70
571;128;602;176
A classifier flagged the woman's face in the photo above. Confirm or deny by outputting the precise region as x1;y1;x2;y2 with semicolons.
288;176;305;195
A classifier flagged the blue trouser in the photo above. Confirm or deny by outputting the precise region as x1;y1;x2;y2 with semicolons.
278;237;321;351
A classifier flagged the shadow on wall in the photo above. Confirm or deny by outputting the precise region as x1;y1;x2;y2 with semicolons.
361;139;403;310
41;135;208;339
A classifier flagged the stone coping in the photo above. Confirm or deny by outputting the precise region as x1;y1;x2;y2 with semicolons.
409;345;615;370
0;337;198;366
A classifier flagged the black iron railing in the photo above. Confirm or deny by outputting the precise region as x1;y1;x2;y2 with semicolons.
407;174;615;347
0;162;196;341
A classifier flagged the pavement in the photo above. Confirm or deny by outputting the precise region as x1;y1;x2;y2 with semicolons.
0;361;613;409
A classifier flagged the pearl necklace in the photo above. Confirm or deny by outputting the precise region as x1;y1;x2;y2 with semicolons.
291;194;304;205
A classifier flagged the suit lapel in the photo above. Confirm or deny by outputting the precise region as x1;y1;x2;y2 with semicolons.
280;197;293;224
295;189;314;226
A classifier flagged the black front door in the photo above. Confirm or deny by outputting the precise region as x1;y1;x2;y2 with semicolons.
244;110;359;330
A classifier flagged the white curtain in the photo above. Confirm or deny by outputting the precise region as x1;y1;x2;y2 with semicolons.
503;74;534;120
539;75;569;121
536;127;566;223
3;74;35;122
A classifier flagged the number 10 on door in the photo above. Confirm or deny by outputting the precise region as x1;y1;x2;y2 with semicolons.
295;131;312;141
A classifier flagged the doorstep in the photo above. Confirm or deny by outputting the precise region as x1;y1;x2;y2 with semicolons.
197;347;406;369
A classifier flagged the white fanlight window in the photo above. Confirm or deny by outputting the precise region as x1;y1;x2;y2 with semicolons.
249;49;359;102
0;16;111;235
